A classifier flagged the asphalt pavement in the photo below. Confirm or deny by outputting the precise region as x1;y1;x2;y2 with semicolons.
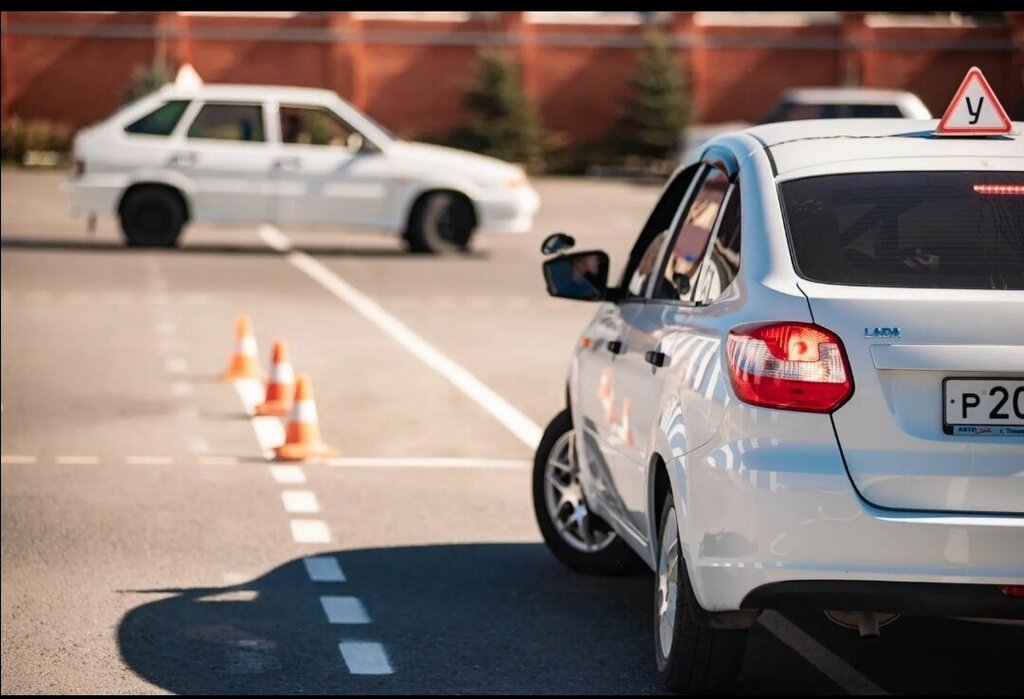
2;167;1021;694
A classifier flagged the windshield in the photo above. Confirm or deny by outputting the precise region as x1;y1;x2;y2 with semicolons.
780;171;1024;290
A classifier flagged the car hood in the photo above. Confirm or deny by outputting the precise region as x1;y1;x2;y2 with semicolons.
386;141;523;181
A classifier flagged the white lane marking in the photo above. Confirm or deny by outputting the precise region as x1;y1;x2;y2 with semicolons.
198;455;240;466
172;381;194;397
758;611;888;695
55;455;99;465
326;457;531;469
290;519;331;543
270;465;307;484
304;556;346;582
320;596;371;624
1;455;36;464
339;641;393;675
198;589;259;602
280;490;321;514
234;379;285;459
189;437;210;454
125;455;174;465
258;225;542;449
166;357;188;373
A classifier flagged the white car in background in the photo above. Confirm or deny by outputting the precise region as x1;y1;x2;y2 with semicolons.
66;80;540;252
535;118;1023;693
760;87;933;122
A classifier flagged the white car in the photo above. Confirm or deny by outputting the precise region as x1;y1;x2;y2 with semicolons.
534;118;1023;692
760;87;932;122
66;83;540;252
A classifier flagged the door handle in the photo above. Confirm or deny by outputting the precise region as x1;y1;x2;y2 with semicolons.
170;151;196;166
275;156;301;171
645;350;668;368
607;340;625;355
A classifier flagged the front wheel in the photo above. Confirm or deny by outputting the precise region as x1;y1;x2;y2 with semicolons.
403;191;476;254
119;186;186;248
655;491;748;693
532;408;641;575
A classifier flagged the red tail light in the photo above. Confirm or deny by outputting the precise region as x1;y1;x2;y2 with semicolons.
726;322;853;413
999;585;1024;598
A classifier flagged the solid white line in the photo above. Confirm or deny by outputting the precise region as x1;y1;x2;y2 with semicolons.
303;556;346;582
258;225;542;449
320;596;371;624
280;490;321;514
55;455;99;465
326;457;531;469
1;455;36;464
338;641;393;675
270;465;307;484
125;455;174;465
758;611;888;695
290;519;331;543
198;455;240;466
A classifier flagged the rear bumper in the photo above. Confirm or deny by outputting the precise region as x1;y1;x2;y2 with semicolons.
63;174;123;217
674;409;1024;619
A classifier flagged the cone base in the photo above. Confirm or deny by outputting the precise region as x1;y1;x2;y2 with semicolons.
255;400;293;417
274;441;339;462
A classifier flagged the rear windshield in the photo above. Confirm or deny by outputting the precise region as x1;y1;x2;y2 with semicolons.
780;171;1024;290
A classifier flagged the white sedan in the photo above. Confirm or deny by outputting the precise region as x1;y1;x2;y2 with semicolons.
65;81;540;252
534;117;1023;692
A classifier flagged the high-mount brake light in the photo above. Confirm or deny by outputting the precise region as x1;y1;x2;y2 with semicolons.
973;184;1024;196
726;322;853;413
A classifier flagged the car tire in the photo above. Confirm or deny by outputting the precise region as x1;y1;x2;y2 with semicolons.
655;491;748;694
532;408;642;576
403;191;476;254
119;187;186;248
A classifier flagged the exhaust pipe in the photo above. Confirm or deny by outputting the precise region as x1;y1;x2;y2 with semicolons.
824;610;900;637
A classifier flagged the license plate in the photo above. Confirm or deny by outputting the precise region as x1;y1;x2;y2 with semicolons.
943;378;1024;436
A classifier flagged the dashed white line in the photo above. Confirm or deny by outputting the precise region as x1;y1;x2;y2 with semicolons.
270;465;307;484
320;596;371;624
0;455;36;464
125;455;174;465
290;519;331;543
55;455;99;465
326;457;531;469
303;556;346;582
258;224;542;449
280;490;321;514
338;641;393;675
758;611;888;695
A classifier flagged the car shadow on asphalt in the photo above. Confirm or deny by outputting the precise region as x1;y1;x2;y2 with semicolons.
117;543;659;694
0;237;492;260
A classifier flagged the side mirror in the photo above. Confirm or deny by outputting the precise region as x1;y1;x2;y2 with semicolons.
543;251;609;302
541;232;576;255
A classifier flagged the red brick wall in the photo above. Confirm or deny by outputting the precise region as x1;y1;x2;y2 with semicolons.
2;11;1022;142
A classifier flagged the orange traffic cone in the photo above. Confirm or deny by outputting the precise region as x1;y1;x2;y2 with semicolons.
275;373;338;461
256;340;296;416
222;314;266;382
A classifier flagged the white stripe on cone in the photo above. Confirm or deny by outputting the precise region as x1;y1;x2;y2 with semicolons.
240;335;259;356
271;362;295;384
291;399;319;423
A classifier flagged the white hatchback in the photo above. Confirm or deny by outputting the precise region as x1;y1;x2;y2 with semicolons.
533;118;1024;692
65;82;540;252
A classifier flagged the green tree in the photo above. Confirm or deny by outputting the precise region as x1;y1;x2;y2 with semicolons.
458;47;545;170
618;30;690;162
123;58;175;105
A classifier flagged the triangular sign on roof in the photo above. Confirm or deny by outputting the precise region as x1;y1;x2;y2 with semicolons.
174;63;203;90
936;66;1012;136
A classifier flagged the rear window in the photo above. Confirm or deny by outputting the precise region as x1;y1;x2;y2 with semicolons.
781;171;1024;290
124;100;190;136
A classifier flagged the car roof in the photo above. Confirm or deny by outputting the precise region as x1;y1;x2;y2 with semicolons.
779;87;924;104
157;83;340;103
711;119;1023;177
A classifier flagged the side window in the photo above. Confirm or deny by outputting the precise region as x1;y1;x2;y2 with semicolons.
652;166;729;303
187;103;265;142
694;186;741;305
280;105;357;148
124;100;190;136
618;164;701;300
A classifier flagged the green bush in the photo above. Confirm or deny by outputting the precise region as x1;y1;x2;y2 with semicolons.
124;58;174;105
1;116;74;164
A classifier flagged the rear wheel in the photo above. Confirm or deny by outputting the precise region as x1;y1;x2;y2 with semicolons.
403;191;476;254
655;491;748;693
119;187;186;248
532;408;641;575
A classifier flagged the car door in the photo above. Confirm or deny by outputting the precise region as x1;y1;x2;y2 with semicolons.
576;165;701;541
612;162;734;539
270;102;387;227
176;100;275;221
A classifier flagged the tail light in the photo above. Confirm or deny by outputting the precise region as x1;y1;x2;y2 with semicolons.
999;585;1024;598
726;322;853;413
